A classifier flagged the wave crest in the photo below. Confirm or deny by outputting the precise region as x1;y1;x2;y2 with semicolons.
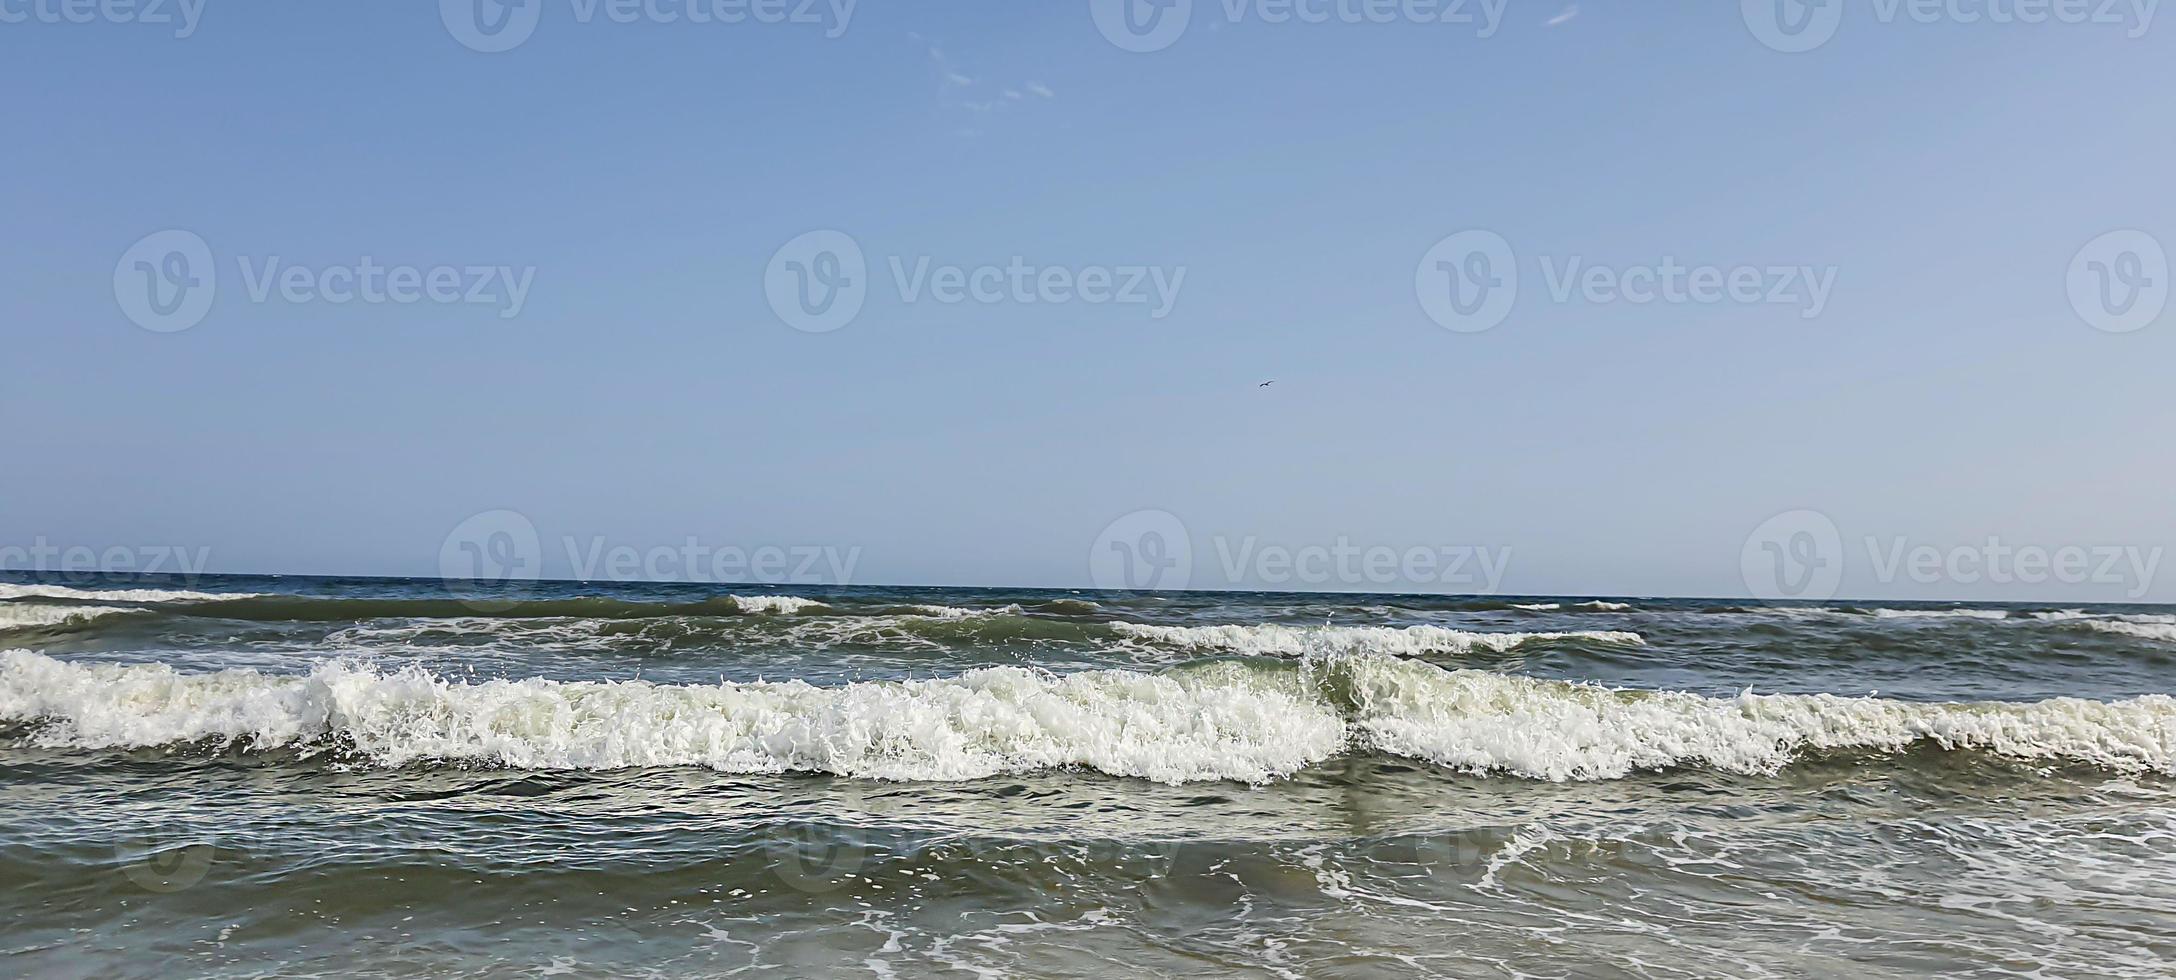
0;603;142;632
0;651;1338;784
9;651;2165;784
1113;622;1644;656
0;584;257;604
1326;655;2175;781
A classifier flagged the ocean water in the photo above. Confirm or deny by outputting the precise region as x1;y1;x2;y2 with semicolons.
3;575;2174;978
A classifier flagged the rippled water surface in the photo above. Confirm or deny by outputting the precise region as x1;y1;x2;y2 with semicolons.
4;575;2174;977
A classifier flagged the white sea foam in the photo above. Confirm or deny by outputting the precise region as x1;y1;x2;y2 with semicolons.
1869;608;2012;620
1574;601;1633;612
899;604;1027;620
1511;603;1561;611
725;595;828;615
1327;654;2176;781
0;604;141;631
0;651;1342;784
4;651;2169;784
2063;619;2176;643
1111;622;1644;657
2023;610;2176;642
2046;611;2176;625
0;584;251;604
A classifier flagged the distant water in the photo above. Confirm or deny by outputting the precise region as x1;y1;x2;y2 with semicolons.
4;574;2174;977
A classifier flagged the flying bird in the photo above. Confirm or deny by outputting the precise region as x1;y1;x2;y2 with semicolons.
1258;381;1275;387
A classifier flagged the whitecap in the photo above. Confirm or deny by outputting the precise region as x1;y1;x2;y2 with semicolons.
1111;622;1644;657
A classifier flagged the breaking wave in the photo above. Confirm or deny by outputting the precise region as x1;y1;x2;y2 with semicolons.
1867;608;2014;620
0;650;1339;784
890;603;1028;620
0;604;142;632
722;595;828;615
10;650;2162;784
1111;622;1644;656
0;592;840;623
0;584;258;604
2059;619;2176;644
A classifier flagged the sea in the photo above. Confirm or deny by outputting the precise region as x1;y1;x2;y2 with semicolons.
3;574;2173;978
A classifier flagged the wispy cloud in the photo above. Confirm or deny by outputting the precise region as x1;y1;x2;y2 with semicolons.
1545;4;1579;26
906;34;1056;133
932;51;972;86
909;32;974;88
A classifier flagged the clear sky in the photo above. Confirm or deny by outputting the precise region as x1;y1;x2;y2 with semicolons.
4;2;2173;601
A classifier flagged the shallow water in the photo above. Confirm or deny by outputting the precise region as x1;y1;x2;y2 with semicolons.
4;575;2173;977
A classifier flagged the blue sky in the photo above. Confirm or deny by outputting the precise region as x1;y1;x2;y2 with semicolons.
3;2;2173;600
